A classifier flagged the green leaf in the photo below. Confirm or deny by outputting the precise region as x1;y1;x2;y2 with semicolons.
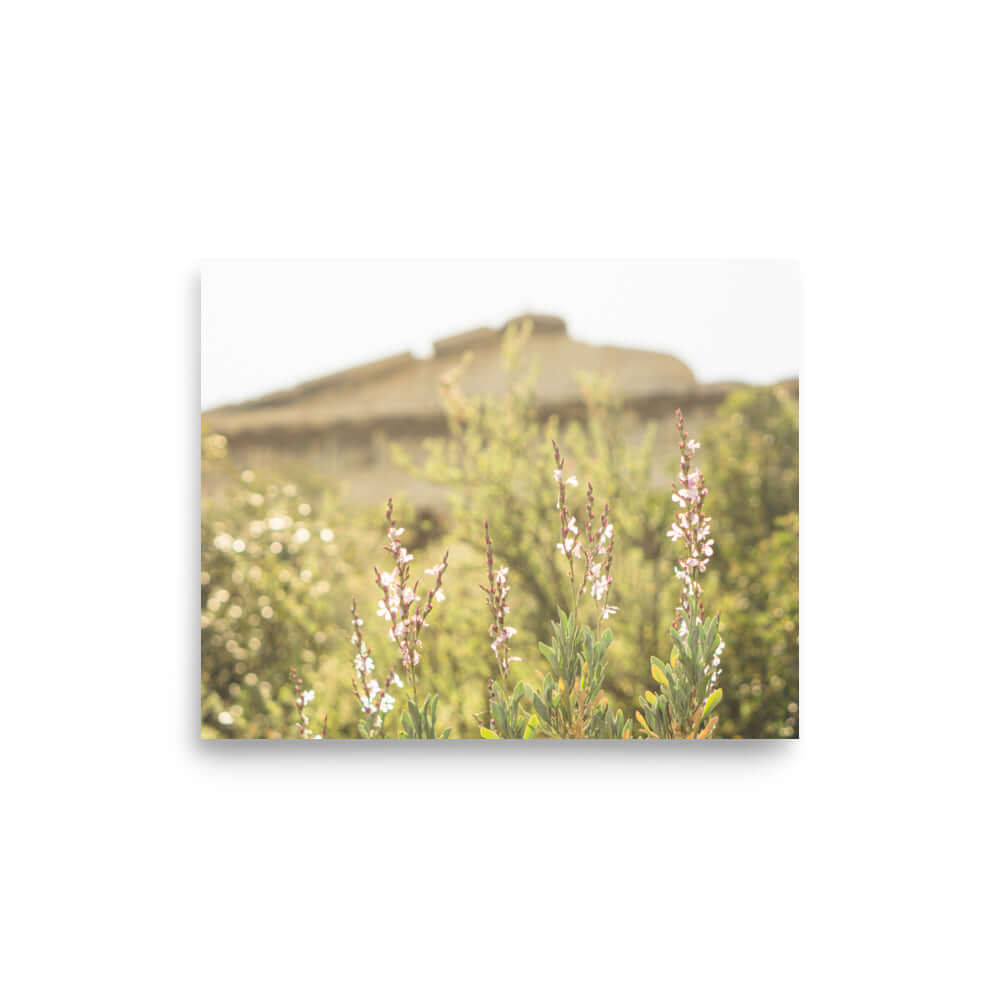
480;727;500;739
400;711;414;739
532;692;550;723
651;660;669;687
701;688;723;719
523;713;539;739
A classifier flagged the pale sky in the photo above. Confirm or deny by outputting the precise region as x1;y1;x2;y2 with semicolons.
201;260;800;410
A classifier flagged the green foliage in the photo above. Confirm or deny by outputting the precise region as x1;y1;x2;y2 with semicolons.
201;433;344;738
483;681;537;739
201;430;392;738
526;610;617;738
639;616;724;740
699;387;799;737
399;694;452;739
700;384;798;566
711;512;799;738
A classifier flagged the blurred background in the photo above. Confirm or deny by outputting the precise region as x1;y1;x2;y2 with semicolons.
201;261;799;738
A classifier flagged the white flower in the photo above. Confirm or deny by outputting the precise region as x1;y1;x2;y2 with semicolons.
602;606;618;619
379;693;396;714
557;537;583;558
391;674;404;688
301;689;315;705
565;475;579;487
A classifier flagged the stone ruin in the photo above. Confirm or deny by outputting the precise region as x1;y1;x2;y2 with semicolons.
204;314;795;510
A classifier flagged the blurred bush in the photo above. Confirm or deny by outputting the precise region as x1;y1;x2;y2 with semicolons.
202;431;382;737
699;387;799;737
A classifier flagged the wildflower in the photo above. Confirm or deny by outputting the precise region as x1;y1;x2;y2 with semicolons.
551;442;617;621
482;522;518;679
289;664;317;738
668;408;723;687
372;498;449;696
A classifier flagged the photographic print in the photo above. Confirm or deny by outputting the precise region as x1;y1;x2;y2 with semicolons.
201;261;799;739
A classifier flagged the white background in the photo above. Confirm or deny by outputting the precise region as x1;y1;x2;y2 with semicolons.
2;2;998;998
